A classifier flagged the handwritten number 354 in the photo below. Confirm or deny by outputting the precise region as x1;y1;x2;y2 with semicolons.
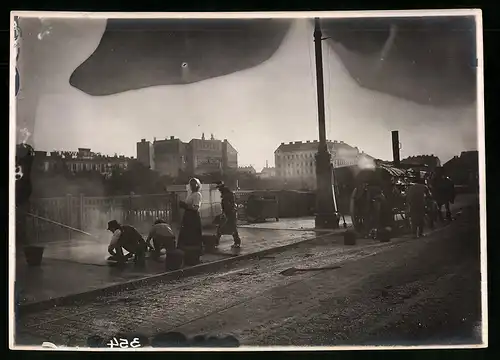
107;337;141;348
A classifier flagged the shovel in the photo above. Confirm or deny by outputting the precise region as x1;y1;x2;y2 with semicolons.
279;265;342;276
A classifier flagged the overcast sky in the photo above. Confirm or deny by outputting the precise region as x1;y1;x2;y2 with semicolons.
16;17;478;171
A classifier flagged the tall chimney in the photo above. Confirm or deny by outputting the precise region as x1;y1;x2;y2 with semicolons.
391;130;400;167
266;160;269;168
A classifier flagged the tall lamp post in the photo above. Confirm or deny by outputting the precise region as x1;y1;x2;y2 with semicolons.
313;17;340;229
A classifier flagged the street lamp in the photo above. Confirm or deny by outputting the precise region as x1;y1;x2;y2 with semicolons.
313;17;340;229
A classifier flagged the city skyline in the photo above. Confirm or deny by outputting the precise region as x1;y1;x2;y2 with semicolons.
16;17;478;172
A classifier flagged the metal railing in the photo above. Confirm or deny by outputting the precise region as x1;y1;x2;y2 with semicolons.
24;212;101;244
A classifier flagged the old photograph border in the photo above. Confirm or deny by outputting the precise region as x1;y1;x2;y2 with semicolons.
9;9;487;351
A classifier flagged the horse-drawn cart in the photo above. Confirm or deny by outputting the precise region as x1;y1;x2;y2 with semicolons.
349;162;439;237
349;163;410;236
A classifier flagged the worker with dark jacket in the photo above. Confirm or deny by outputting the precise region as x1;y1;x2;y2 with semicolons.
430;168;455;221
107;220;147;264
215;183;241;248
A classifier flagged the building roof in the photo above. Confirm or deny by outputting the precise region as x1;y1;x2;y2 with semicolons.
276;140;359;152
261;166;275;172
275;140;376;161
443;150;478;168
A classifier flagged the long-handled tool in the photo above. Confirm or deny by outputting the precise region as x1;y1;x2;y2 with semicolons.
25;212;101;241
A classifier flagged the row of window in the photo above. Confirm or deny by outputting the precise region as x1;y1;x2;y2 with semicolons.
65;162;127;172
276;159;357;168
277;162;315;169
276;153;316;160
277;168;316;177
195;143;221;151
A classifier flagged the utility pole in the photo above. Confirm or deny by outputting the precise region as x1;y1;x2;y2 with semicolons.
313;18;339;229
391;130;401;167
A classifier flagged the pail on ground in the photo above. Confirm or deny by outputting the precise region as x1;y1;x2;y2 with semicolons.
378;227;392;243
183;249;201;267
343;231;356;246
24;246;44;266
166;249;184;271
202;234;217;254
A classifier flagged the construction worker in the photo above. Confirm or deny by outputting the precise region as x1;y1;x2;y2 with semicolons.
406;175;432;238
215;182;241;248
146;219;176;260
107;220;147;264
430;167;455;222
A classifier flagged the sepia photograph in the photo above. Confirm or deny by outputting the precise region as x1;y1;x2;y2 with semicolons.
10;10;486;350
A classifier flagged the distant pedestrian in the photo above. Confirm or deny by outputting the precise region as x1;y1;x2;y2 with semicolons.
406;176;432;238
177;178;203;265
107;220;147;264
146;219;176;260
216;182;241;248
430;167;455;221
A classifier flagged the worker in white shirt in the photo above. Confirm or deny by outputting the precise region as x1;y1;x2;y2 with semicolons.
107;220;147;264
146;219;176;260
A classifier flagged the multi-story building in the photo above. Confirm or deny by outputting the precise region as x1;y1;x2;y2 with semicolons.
136;139;155;170
274;140;374;189
443;150;479;186
401;154;441;171
33;148;132;176
152;136;187;178
187;134;224;175
138;134;238;177
222;139;238;170
258;161;276;179
237;166;257;175
187;134;239;175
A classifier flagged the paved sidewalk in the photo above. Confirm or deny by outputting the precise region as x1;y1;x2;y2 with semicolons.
240;215;352;231
15;219;336;307
14;195;474;309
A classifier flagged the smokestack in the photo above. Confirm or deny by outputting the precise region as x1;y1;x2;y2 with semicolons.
266;160;269;168
391;130;400;167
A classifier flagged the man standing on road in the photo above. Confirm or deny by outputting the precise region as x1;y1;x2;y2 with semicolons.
107;220;147;264
215;182;241;248
430;167;455;222
146;219;176;260
406;175;432;238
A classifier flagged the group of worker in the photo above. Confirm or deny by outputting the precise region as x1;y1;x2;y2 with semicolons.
353;166;456;240
106;179;241;265
406;167;455;238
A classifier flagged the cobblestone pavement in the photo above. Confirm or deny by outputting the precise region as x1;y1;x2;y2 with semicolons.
14;194;482;348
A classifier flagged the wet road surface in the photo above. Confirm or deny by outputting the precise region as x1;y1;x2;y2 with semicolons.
15;196;483;347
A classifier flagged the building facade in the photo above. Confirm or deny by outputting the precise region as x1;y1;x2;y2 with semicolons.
33;148;132;176
187;134;224;175
401;154;441;170
138;134;238;177
237;166;257;175
152;136;187;178
259;166;276;179
274;140;374;189
136;139;155;170
222;139;238;170
443;150;479;186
